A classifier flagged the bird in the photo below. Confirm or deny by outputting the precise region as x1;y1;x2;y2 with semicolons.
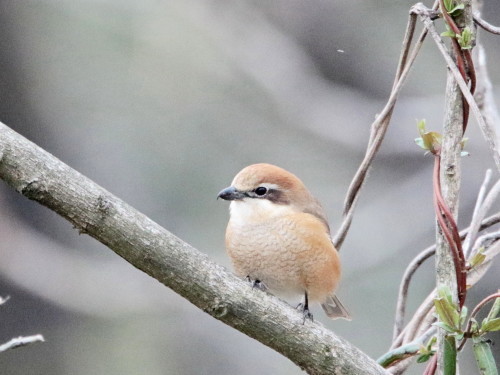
217;163;350;321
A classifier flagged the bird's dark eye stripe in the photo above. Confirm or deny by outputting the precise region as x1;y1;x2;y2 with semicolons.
254;186;268;196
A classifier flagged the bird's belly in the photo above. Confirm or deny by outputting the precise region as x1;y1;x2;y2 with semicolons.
226;223;309;298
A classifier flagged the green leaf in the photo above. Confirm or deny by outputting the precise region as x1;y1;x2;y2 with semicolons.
435;286;460;329
443;335;457;375
482;318;500;332
415;120;442;153
473;339;498;375
417;353;432;363
426;132;442;149
460;306;468;325
471;319;480;335
425;336;437;351
441;30;457;38
415;137;426;149
448;3;465;16
376;342;421;367
458;27;473;50
469;249;486;269
443;0;454;12
417;119;427;135
433;321;456;333
486;297;500;321
441;24;456;38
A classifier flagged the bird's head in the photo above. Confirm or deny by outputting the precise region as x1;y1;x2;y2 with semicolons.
218;163;329;230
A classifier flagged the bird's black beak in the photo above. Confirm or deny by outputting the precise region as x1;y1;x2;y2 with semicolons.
217;186;246;201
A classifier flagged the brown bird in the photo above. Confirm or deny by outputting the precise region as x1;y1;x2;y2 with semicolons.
218;163;350;321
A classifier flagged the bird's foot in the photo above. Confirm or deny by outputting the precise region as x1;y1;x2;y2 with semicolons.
296;303;314;323
246;276;267;291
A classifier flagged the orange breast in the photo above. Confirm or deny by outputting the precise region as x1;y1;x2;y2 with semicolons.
225;212;340;303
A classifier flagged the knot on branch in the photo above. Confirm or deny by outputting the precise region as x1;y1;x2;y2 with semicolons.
208;299;229;318
20;178;47;200
410;3;439;19
97;194;111;215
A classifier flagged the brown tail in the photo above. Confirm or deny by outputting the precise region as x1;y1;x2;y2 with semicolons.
321;294;351;320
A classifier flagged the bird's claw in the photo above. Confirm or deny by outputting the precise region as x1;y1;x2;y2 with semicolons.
246;276;267;291
296;303;314;323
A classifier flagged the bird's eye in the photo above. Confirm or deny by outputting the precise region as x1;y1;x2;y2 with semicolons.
254;186;268;196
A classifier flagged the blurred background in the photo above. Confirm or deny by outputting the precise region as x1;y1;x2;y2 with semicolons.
0;0;499;374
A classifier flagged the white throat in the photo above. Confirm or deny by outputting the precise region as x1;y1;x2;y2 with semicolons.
229;199;293;227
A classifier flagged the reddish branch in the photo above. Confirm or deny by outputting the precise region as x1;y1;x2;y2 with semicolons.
432;154;467;308
458;292;500;351
469;292;500;319
438;0;477;133
423;355;438;375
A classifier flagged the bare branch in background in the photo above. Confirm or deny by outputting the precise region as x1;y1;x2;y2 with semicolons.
334;1;441;250
463;169;492;256
333;7;427;249
0;335;45;353
0;295;10;305
464;177;500;258
392;246;435;342
475;44;500;161
474;12;500;35
0;296;44;354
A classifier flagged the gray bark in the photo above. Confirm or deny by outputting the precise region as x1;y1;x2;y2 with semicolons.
435;2;473;373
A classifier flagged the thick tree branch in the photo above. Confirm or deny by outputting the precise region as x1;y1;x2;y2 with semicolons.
0;122;388;375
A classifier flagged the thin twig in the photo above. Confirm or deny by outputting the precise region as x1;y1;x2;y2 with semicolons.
470;292;500;320
332;192;359;249
477;212;500;231
468;237;500;284
343;3;440;217
386;357;415;375
463;169;492;256
467;234;500;283
392;246;435;341
333;9;429;249
334;1;442;250
474;230;500;249
474;12;500;35
0;335;45;353
439;0;473;133
391;291;435;350
474;44;500;167
463;178;500;258
0;295;10;305
404;297;436;346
